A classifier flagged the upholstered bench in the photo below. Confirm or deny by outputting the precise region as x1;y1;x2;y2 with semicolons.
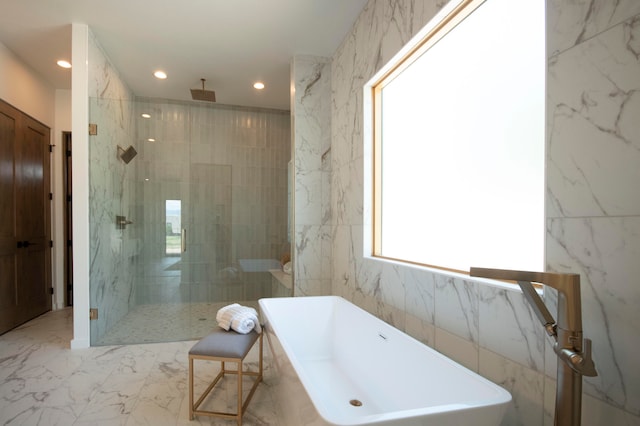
188;328;263;425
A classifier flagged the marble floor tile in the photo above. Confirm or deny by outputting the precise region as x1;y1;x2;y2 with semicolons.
0;308;282;426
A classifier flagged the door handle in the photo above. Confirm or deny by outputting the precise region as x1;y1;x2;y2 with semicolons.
17;240;36;248
181;229;186;253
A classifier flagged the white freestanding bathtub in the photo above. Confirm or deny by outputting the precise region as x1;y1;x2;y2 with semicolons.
259;296;511;426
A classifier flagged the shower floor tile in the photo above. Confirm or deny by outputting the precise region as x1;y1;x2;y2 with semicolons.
96;300;260;346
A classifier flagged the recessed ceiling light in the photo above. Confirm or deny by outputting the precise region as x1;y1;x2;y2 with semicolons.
154;70;167;79
141;113;151;118
253;82;265;90
57;60;72;69
147;138;156;142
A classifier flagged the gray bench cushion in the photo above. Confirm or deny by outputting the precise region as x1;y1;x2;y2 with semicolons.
189;327;260;359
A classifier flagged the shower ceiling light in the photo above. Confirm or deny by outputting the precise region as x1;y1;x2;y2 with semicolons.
253;82;265;90
141;113;151;118
147;138;156;142
154;70;167;79
57;60;71;68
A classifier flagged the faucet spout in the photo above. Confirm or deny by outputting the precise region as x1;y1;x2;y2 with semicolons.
469;267;581;332
470;267;597;426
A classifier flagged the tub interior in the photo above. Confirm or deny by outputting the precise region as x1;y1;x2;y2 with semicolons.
260;296;511;425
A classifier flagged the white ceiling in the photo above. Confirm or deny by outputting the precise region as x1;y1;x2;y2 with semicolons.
0;0;369;110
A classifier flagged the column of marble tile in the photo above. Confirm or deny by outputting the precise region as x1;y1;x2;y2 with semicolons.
292;55;333;296
546;1;640;421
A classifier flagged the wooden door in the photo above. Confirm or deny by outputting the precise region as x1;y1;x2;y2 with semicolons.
0;99;51;334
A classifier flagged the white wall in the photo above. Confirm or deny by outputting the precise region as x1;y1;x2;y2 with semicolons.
0;40;71;313
0;42;55;126
52;89;72;309
70;23;90;349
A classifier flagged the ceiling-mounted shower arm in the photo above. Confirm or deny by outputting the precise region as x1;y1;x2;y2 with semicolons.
190;78;216;102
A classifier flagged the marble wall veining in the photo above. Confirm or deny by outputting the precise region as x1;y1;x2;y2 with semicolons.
546;0;640;420
291;55;333;296
87;30;138;345
321;0;640;425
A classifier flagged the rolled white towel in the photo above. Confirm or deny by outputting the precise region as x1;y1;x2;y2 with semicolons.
216;303;241;331
216;304;262;334
231;308;262;334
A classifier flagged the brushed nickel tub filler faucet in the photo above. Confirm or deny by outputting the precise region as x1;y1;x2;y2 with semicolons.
469;268;597;426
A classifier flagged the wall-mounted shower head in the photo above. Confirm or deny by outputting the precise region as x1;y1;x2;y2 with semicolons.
191;78;216;102
117;145;138;164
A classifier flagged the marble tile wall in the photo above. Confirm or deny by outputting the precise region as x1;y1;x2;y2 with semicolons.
291;56;333;296
546;0;640;422
324;0;640;425
87;30;138;345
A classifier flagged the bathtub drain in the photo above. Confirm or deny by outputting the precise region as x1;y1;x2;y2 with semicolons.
349;399;363;407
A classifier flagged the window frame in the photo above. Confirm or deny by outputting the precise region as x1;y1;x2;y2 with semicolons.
365;0;545;275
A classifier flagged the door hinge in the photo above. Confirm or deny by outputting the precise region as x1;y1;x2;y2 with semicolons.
88;123;98;135
49;240;53;248
49;145;54;153
49;193;53;200
67;239;72;247
89;308;98;320
49;287;54;295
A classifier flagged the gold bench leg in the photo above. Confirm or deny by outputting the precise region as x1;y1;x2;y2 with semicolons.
238;360;243;426
189;332;263;425
189;356;193;420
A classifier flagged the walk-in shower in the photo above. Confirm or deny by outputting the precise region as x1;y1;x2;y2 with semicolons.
88;97;291;345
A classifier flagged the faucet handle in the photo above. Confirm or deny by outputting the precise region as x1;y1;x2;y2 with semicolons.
580;338;598;377
556;337;598;377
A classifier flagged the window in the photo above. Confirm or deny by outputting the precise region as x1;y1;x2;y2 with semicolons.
165;199;182;255
365;0;545;273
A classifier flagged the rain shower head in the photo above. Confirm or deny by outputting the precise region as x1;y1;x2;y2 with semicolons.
118;145;138;164
191;78;216;102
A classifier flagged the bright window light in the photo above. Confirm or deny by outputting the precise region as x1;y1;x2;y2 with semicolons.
368;0;545;273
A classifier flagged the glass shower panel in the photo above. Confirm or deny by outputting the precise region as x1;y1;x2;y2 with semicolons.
89;97;290;346
182;164;236;301
88;96;139;345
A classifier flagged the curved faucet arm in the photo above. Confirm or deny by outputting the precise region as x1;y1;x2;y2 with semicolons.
517;280;557;339
469;267;580;293
470;267;597;425
469;267;582;332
